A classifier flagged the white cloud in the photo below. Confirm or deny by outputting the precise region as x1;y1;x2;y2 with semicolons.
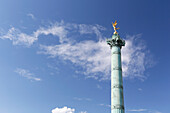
0;21;105;46
52;106;75;113
0;21;68;46
39;34;152;80
0;27;37;47
15;68;41;81
39;39;111;80
78;24;106;38
127;109;162;113
121;35;150;79
0;21;153;80
79;111;87;113
128;109;147;112
33;22;68;43
27;13;35;20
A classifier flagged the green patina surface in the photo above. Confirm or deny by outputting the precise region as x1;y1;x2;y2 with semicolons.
107;34;125;113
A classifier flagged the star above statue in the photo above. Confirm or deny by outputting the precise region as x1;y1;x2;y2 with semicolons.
112;20;120;34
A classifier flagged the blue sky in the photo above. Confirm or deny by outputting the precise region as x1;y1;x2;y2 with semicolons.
0;0;169;113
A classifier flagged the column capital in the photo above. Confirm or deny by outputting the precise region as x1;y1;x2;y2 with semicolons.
107;34;125;49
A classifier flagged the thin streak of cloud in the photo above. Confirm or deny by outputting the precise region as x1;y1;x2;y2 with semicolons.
73;97;91;101
27;13;35;20
138;88;142;91
99;104;111;108
128;109;147;112
73;97;82;101
78;24;106;38
127;108;162;113
15;68;41;81
79;111;87;113
97;84;102;89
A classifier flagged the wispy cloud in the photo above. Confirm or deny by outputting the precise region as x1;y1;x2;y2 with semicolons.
78;24;106;38
0;21;104;46
96;84;102;89
51;106;87;113
121;35;154;79
15;68;41;81
128;109;147;112
0;21;67;46
27;13;35;20
52;106;75;113
39;34;153;80
127;108;162;113
34;21;68;43
79;111;87;113
99;103;111;108
138;88;142;91
73;97;91;101
38;39;110;80
154;112;162;113
0;27;37;47
0;21;154;80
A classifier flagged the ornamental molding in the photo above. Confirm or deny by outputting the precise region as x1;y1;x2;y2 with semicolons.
112;84;123;89
113;67;122;71
112;51;121;54
107;34;125;49
111;105;124;109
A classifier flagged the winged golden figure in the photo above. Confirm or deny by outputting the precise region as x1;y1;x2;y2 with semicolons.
112;20;119;34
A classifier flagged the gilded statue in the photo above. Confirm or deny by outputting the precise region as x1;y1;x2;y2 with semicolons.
112;20;119;34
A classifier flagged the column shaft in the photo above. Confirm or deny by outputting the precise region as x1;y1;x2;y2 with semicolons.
111;46;124;113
